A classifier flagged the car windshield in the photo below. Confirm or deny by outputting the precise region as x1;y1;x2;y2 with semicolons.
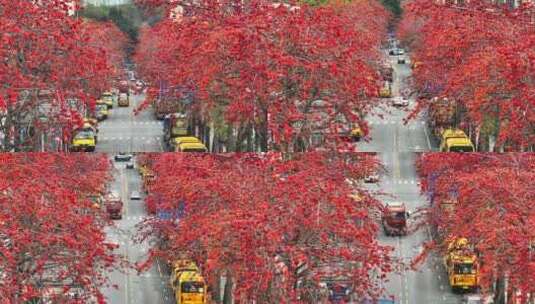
392;211;406;219
449;146;474;152
181;281;204;293
182;148;207;152
75;131;94;139
454;263;475;274
97;104;107;111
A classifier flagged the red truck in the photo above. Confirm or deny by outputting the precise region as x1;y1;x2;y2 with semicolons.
105;196;123;220
118;80;130;96
382;202;409;236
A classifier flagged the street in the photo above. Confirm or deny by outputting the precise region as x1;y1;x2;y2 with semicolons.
99;51;466;304
96;92;164;153
102;158;174;304
359;52;463;303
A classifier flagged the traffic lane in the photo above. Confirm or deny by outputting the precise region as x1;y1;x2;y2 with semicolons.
379;201;460;304
358;112;397;153
102;165;131;304
124;164;175;304
96;92;163;153
397;152;420;181
359;106;430;153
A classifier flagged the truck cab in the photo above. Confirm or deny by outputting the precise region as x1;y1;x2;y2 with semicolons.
444;238;479;292
71;125;97;152
170;260;207;304
440;129;475;152
382;202;409;236
105;195;123;220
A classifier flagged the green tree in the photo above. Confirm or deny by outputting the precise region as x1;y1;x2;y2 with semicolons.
380;0;402;17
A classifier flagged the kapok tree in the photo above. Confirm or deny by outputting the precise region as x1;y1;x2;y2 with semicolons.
398;0;535;151
0;153;119;303
134;0;389;152
415;153;535;299
136;152;392;303
0;1;126;151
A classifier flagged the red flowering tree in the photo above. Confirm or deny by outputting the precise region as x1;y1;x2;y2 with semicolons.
399;0;535;151
134;0;389;152
136;152;392;302
0;1;126;151
0;153;119;303
416;153;535;299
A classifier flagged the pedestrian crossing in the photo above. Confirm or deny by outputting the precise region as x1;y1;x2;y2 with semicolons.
99;136;161;142
367;120;426;126
99;121;163;127
365;179;420;185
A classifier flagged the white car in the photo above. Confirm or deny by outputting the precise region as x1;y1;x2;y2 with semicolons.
364;174;380;183
392;97;409;107
130;191;141;200
463;295;494;304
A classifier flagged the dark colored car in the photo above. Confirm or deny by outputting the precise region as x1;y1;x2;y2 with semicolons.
114;153;133;162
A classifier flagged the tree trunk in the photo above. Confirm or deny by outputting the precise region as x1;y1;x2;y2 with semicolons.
494;277;506;304
223;272;233;304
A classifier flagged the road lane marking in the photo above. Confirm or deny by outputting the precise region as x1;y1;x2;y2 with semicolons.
423;122;433;151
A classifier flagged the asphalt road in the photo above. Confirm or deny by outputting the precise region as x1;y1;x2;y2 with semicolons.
96;55;462;303
96;91;164;153
360;51;464;304
102;158;174;304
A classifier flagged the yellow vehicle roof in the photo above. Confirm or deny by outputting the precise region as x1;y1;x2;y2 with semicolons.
173;137;201;145
172;260;199;271
446;137;474;147
442;128;468;138
179;142;207;151
96;99;105;104
178;271;205;283
102;92;113;96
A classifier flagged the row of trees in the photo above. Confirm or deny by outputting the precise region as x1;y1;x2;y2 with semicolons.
134;0;390;152
0;0;128;152
416;153;535;302
0;153;119;303
399;0;535;151
136;152;393;302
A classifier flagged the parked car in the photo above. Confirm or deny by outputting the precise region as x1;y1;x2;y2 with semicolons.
126;161;134;169
364;174;380;183
130;191;141;200
462;295;494;304
392;97;409;107
114;153;133;162
389;48;404;56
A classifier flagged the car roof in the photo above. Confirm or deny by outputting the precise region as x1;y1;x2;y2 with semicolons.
386;202;405;208
173;137;201;144
180;142;207;149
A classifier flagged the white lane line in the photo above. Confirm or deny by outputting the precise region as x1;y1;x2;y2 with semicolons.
423;122;433;151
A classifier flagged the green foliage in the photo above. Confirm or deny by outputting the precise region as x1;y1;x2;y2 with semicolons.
380;0;402;17
80;4;143;41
